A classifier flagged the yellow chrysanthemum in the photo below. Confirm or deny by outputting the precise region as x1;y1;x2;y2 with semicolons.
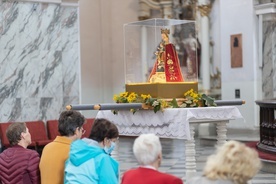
184;89;194;96
120;92;128;97
127;92;137;102
141;94;151;100
113;94;118;101
112;88;215;113
160;100;168;108
192;93;198;98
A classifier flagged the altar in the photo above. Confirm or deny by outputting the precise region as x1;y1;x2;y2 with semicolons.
96;106;243;179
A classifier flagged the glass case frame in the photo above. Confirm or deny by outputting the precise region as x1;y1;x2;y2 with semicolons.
124;18;199;98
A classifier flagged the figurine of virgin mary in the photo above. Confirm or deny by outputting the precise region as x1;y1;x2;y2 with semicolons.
148;28;184;83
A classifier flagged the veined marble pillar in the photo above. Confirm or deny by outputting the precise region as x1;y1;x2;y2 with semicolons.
3;0;79;5
255;2;276;98
198;0;212;94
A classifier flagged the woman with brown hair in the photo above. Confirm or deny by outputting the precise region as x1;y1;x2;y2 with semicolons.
64;118;119;184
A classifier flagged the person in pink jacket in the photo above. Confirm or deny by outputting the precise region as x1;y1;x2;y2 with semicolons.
0;122;40;184
122;133;183;184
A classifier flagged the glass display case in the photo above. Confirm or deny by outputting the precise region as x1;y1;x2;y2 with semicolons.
124;18;198;98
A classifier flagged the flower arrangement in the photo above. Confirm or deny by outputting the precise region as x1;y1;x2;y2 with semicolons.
113;92;168;113
177;89;216;108
113;89;216;114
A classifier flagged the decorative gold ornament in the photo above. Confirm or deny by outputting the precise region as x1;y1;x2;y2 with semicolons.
138;16;150;21
161;28;170;35
197;4;212;17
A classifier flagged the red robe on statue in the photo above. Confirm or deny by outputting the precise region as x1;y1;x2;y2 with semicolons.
148;43;184;82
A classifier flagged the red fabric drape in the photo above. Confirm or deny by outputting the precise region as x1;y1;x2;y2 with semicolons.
148;44;184;82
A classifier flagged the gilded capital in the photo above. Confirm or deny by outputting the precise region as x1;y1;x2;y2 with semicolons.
197;4;212;17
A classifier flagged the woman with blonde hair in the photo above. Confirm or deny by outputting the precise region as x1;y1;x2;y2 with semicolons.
187;140;261;184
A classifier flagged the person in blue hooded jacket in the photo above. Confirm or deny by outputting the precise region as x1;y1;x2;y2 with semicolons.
64;118;119;184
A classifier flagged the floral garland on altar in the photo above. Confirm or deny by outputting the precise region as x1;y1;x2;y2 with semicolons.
113;89;216;114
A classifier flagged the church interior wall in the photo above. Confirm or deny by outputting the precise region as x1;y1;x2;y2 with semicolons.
80;0;265;131
219;0;261;129
0;0;274;133
79;0;139;118
79;0;109;118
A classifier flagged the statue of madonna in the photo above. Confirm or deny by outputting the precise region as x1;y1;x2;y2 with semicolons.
148;28;184;83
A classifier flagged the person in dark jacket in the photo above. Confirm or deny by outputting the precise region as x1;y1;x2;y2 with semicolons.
0;122;40;184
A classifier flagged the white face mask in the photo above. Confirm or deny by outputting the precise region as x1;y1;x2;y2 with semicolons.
104;141;116;154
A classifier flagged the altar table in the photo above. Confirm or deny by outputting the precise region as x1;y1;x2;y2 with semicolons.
96;106;243;180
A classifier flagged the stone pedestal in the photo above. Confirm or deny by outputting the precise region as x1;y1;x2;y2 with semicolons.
255;99;276;154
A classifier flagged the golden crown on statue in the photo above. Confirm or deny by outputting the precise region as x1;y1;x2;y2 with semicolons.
161;28;170;35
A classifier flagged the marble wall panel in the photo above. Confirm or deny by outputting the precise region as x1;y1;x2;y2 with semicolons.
272;19;276;97
0;2;80;122
262;17;276;99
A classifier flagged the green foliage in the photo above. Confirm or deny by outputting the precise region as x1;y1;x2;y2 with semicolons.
112;89;217;114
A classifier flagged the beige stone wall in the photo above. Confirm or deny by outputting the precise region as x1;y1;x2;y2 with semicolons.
79;0;139;117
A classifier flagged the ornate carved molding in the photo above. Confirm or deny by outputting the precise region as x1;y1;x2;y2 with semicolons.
197;4;212;17
140;0;160;9
139;0;173;20
255;2;276;15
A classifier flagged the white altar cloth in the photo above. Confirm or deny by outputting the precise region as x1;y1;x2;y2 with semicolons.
96;106;243;140
96;106;243;180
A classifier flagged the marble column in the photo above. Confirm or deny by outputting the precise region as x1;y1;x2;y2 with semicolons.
255;2;276;98
263;16;276;98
